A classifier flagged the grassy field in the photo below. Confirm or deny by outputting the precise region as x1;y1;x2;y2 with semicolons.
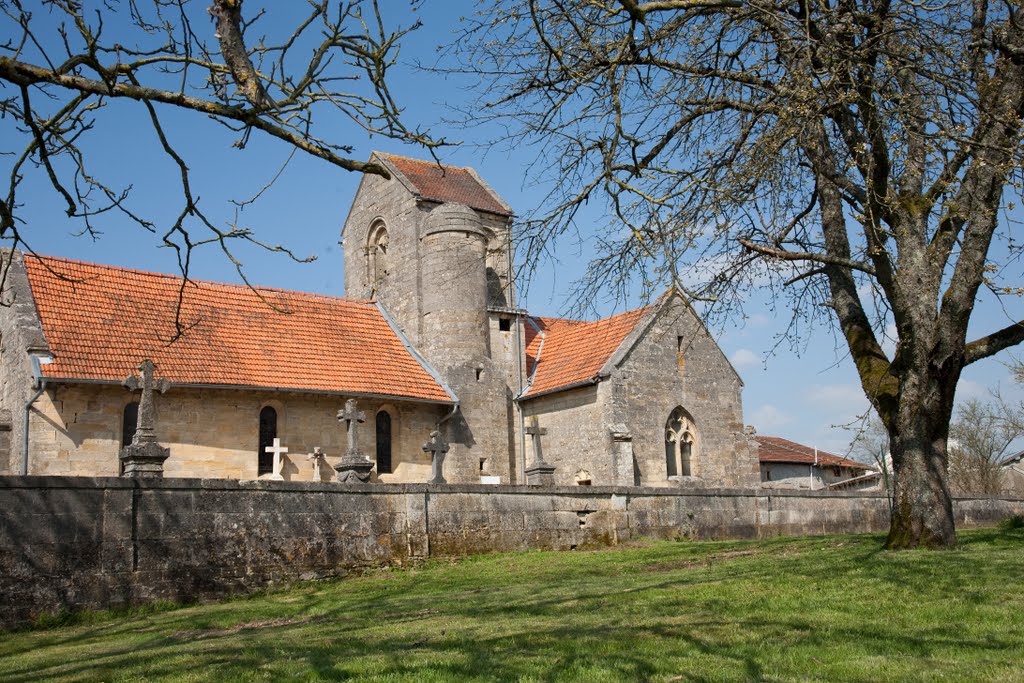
2;528;1023;682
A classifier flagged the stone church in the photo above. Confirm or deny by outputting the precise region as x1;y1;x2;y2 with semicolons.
0;153;759;487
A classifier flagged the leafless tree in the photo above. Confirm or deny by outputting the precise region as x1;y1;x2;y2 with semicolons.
0;0;439;317
948;395;1023;495
848;415;892;505
451;0;1024;547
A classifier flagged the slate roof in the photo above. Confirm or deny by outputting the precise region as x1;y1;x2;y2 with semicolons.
23;255;453;403
522;308;648;399
755;436;869;470
379;153;512;216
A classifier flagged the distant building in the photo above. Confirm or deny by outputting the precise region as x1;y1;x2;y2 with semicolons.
1001;451;1024;496
755;436;879;491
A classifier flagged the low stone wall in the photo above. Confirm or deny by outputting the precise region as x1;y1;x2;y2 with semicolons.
1;476;1021;628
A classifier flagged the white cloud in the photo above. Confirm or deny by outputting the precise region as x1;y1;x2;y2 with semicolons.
747;313;771;328
955;378;988;400
804;383;870;416
730;348;761;369
750;404;793;431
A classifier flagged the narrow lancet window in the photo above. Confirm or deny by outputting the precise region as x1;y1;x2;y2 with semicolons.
121;401;139;448
258;406;277;475
376;410;392;474
367;222;389;287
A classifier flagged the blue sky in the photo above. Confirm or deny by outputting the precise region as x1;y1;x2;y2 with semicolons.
7;2;1023;456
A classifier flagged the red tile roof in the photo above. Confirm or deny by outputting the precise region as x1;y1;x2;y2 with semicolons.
755;436;869;470
522;308;648;399
24;255;453;403
379;153;512;216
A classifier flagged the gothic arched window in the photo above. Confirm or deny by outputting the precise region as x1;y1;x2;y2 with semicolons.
367;222;389;287
665;407;697;478
121;401;139;448
258;406;277;475
376;410;392;474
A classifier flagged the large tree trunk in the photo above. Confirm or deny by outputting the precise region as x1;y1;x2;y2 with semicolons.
884;366;959;549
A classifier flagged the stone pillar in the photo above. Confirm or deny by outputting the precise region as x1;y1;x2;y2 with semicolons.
609;424;636;486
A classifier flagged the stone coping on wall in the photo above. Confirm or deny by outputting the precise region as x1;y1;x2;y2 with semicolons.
5;474;1011;502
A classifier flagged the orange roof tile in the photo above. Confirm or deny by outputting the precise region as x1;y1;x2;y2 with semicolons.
522;308;648;399
24;255;453;403
380;153;512;216
755;436;869;470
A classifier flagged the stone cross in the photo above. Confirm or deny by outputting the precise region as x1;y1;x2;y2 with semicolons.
123;359;169;446
422;429;450;485
120;359;171;478
337;399;366;457
335;399;373;483
525;416;548;465
308;447;325;480
265;437;288;480
524;416;556;486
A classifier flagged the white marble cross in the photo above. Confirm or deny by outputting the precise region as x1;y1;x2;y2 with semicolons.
265;437;288;480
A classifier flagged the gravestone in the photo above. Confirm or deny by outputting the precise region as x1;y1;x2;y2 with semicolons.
422;429;450;485
524;416;556;486
264;437;287;481
308;447;325;480
334;399;373;483
120;359;171;478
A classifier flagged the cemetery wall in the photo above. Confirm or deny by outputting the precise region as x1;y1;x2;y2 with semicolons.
1;475;1022;628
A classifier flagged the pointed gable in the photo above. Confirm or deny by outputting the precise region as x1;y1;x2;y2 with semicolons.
24;255;453;403
378;153;512;216
522;307;648;399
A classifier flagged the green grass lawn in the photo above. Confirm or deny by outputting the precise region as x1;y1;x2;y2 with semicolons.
2;528;1023;682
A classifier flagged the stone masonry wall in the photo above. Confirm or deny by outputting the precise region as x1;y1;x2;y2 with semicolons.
342;170;425;344
609;298;760;488
520;384;618;486
23;383;445;482
2;475;1021;628
0;250;51;475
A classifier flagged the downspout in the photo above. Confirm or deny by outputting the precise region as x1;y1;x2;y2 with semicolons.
22;353;51;476
438;402;459;427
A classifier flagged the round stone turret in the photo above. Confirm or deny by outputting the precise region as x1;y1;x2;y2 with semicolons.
419;203;490;365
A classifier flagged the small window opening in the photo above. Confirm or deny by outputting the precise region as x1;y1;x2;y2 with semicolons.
258;406;278;475
475;368;483;381
121;401;139;475
677;335;685;370
480;457;487;473
376;411;393;474
499;317;512;332
121;401;139;449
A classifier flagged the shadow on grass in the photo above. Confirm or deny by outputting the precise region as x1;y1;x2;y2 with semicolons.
3;528;1022;681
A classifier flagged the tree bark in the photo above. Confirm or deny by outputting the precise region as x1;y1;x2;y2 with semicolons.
883;354;961;548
